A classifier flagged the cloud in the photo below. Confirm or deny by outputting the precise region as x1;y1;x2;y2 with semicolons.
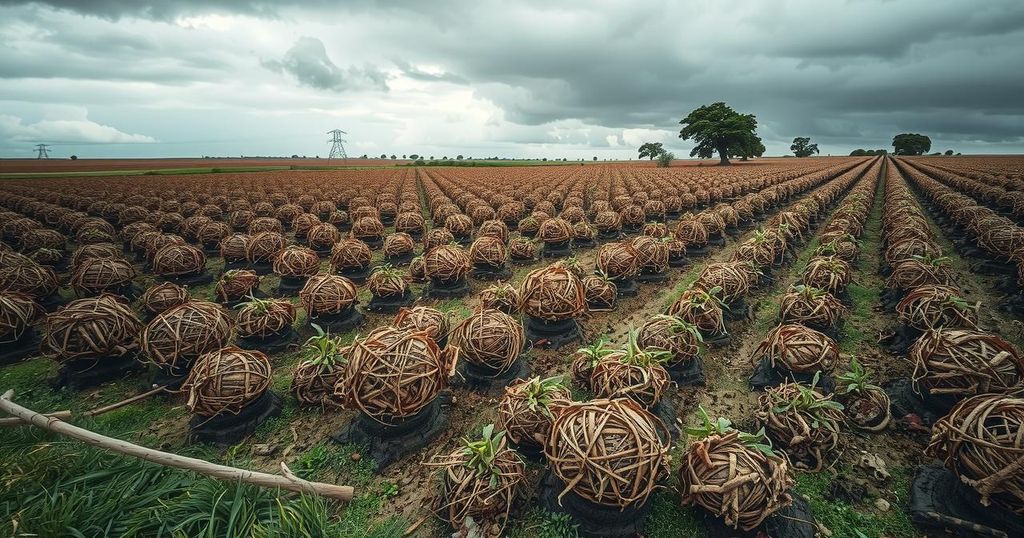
262;36;388;92
0;107;156;145
392;58;467;84
0;0;1022;157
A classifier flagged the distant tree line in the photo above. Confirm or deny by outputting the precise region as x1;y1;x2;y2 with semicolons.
849;149;888;156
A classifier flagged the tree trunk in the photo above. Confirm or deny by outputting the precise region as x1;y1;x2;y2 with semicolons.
717;144;731;166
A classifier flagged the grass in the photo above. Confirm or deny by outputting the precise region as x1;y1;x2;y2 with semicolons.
794;466;916;538
0;418;407;538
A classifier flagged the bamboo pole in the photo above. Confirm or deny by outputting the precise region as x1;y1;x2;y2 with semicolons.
0;389;354;502
84;385;167;417
0;409;71;427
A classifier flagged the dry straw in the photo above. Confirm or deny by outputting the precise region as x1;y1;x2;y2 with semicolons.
544;398;670;508
339;326;458;424
393;306;449;342
424;244;472;283
519;264;585;321
896;285;978;331
184;346;272;417
754;323;840;374
41;294;142;362
141;301;233;371
272;246;321;277
0;291;42;343
236;298;297;338
450;309;524;373
778;285;847;328
911;329;1024;399
927;394;1024;514
496;376;572;449
152;244;206;277
139;282;190;316
680;430;793;530
215;269;261;303
69;257;135;296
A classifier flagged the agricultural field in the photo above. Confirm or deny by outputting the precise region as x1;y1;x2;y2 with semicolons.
2;156;1024;537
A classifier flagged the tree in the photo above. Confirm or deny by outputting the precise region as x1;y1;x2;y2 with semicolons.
593;156;598;161
456;155;464;160
402;154;407;159
790;137;820;158
678;102;759;165
944;149;954;156
380;154;387;159
360;154;368;159
409;154;419;160
637;142;665;160
736;132;765;161
657;151;674;168
69;155;78;160
390;155;396;159
892;133;931;155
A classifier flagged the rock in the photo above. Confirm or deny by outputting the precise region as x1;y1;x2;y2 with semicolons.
351;451;362;462
253;443;277;456
874;498;891;512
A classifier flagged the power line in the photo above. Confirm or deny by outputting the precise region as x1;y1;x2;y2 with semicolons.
35;144;50;159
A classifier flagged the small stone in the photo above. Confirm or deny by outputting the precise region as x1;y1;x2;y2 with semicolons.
351;452;362;462
874;498;891;512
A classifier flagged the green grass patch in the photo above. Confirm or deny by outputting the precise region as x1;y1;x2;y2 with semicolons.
795;467;917;538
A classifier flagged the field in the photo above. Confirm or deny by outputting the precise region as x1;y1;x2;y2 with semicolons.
2;156;1023;537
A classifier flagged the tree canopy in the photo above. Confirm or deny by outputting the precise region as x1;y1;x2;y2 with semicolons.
678;102;760;165
637;142;665;160
849;149;888;156
790;137;819;158
892;133;932;155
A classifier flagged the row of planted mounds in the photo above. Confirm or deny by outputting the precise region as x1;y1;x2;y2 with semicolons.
877;163;1023;418
0;159;862;326
423;393;826;537
894;158;1024;315
424;397;671;536
663;158;877;355
749;158;881;392
873;157;1024;537
569;159;871;326
735;160;896;488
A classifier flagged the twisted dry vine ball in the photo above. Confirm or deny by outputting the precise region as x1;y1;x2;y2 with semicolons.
184;346;272;417
545;398;670;508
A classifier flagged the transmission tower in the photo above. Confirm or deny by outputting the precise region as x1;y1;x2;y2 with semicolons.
35;144;51;159
327;129;348;160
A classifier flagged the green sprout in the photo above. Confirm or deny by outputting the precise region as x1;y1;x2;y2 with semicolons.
685;405;776;457
771;372;845;433
836;357;880;396
462;424;507;487
517;376;569;417
302;323;346;367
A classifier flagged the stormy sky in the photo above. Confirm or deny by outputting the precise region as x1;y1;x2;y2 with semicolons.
1;0;1021;159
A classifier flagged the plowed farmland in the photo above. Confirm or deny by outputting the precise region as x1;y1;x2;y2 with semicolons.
2;156;1024;537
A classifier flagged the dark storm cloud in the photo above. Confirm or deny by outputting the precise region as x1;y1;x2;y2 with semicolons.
262;37;389;92
1;0;1023;155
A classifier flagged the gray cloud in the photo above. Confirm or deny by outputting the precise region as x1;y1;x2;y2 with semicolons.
392;58;467;84
0;0;1022;157
263;36;388;92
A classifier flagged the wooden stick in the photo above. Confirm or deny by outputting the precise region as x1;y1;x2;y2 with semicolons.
0;409;71;427
0;389;354;501
84;385;167;417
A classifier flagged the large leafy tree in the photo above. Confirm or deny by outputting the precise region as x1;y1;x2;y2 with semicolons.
790;137;819;158
678;102;759;165
637;142;665;160
736;132;765;161
892;133;931;155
